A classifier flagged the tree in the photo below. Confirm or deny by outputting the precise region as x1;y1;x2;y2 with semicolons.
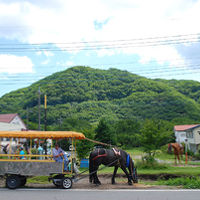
76;130;94;160
95;118;116;145
114;119;141;148
139;119;172;157
54;117;95;159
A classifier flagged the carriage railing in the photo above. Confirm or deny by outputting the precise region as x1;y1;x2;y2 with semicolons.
0;153;54;161
0;153;75;174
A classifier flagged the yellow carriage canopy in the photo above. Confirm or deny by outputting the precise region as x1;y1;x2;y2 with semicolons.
0;131;85;140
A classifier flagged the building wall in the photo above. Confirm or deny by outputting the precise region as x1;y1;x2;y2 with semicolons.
175;131;186;143
174;127;200;154
0;122;25;131
189;143;197;153
10;116;26;129
193;127;200;144
0;118;27;146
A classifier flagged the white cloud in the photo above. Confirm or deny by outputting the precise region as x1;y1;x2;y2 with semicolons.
43;51;54;57
36;51;42;56
65;61;74;67
0;0;200;67
41;59;49;65
0;54;33;74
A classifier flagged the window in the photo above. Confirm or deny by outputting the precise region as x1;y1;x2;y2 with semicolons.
186;131;193;138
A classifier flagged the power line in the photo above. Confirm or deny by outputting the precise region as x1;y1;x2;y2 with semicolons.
1;61;200;81
1;53;200;79
0;33;199;52
1;68;200;85
0;32;200;46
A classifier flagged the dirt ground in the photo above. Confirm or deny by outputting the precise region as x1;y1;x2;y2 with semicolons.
0;175;178;190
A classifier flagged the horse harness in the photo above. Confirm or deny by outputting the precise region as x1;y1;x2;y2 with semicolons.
92;148;121;161
112;148;130;167
92;148;130;168
112;148;122;166
92;148;107;161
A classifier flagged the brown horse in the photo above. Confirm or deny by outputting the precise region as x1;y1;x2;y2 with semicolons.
168;143;184;164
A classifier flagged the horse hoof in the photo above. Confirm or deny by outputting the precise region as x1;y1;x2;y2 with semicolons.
128;182;133;185
96;181;101;185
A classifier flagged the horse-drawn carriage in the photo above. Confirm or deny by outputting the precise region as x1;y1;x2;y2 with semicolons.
0;131;138;189
0;131;85;189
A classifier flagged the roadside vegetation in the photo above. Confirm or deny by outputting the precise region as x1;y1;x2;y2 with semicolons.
145;177;200;189
157;177;200;189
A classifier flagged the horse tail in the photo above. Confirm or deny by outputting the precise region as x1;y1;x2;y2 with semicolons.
168;143;172;153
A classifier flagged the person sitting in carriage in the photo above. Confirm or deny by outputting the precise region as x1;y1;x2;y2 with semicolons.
52;143;70;171
19;146;25;159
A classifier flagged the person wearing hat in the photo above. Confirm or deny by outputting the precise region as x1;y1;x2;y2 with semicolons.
52;144;69;171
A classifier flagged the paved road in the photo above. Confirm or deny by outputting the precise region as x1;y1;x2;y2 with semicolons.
1;189;200;200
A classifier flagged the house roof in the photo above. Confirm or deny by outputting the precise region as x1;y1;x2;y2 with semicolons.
0;113;18;123
174;124;200;131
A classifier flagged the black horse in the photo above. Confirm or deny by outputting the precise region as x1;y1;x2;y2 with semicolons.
89;148;138;185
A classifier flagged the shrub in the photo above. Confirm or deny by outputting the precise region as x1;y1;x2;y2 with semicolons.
192;153;200;161
158;177;200;189
137;155;168;169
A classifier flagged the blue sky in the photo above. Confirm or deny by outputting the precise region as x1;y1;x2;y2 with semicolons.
0;0;200;97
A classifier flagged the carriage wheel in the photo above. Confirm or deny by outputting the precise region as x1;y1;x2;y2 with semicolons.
62;177;72;189
6;175;21;189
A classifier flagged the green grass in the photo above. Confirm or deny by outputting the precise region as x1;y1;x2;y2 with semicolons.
187;161;200;166
27;176;49;184
138;165;200;176
157;177;200;189
155;152;174;161
126;148;144;156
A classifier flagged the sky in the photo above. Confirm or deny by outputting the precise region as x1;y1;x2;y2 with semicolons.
0;0;200;97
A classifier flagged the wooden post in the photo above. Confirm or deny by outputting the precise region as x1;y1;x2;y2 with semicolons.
185;152;188;164
30;139;32;160
185;139;188;165
44;95;47;131
51;139;53;155
9;138;12;159
71;138;73;173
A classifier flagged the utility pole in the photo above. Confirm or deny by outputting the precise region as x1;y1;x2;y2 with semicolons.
38;87;41;131
26;107;29;130
44;95;47;131
58;116;62;128
44;94;47;156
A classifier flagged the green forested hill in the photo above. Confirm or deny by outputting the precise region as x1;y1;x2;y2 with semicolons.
155;79;200;103
0;66;200;127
